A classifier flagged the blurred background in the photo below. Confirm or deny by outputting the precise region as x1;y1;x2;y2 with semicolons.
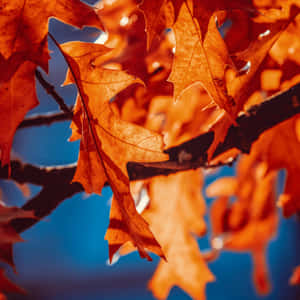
1;2;300;300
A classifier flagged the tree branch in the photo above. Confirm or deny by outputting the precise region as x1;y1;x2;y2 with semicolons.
11;182;82;233
0;160;82;233
127;83;300;180
0;160;77;186
2;82;300;260
35;69;72;114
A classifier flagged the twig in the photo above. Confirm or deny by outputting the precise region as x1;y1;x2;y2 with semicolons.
18;111;73;129
35;69;72;114
0;160;77;186
11;183;82;233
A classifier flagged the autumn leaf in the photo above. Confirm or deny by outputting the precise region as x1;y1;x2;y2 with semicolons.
206;5;300;159
245;115;300;217
165;1;299;161
121;171;214;300
0;62;38;166
225;5;300;115
290;265;300;285
138;0;175;49
1;0;300;299
0;0;103;78
144;85;223;150
0;269;25;299
96;0;137;36
207;160;278;294
96;1;151;82
147;172;214;300
0;0;103;166
57;40;168;260
139;0;253;50
60;41;167;190
168;1;234;114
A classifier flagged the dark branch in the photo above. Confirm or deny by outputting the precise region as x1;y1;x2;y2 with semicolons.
0;161;82;233
2;82;300;253
35;69;72;114
0;160;77;186
11;182;82;233
127;83;300;180
18;111;73;129
213;82;300;156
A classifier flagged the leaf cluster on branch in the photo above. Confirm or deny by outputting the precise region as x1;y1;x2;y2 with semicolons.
1;0;300;299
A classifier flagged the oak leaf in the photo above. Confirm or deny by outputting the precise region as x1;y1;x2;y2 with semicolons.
0;62;38;166
147;172;214;300
121;171;214;300
205;4;300;158
138;0;175;49
97;2;151;82
0;0;103;165
207;160;278;294
168;1;234;114
248;115;300;217
59;41;168;261
225;5;300;115
0;0;102;78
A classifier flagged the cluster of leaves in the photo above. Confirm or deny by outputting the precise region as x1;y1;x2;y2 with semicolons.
1;0;300;299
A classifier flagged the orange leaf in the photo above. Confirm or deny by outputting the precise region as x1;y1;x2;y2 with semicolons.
59;40;168;260
147;171;214;300
226;5;300;115
251;116;300;217
0;0;102;76
208;160;278;294
0;62;38;166
168;1;234;114
289;265;300;285
120;171;214;300
138;0;174;49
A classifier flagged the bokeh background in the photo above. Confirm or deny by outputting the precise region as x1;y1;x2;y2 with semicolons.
1;3;300;300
